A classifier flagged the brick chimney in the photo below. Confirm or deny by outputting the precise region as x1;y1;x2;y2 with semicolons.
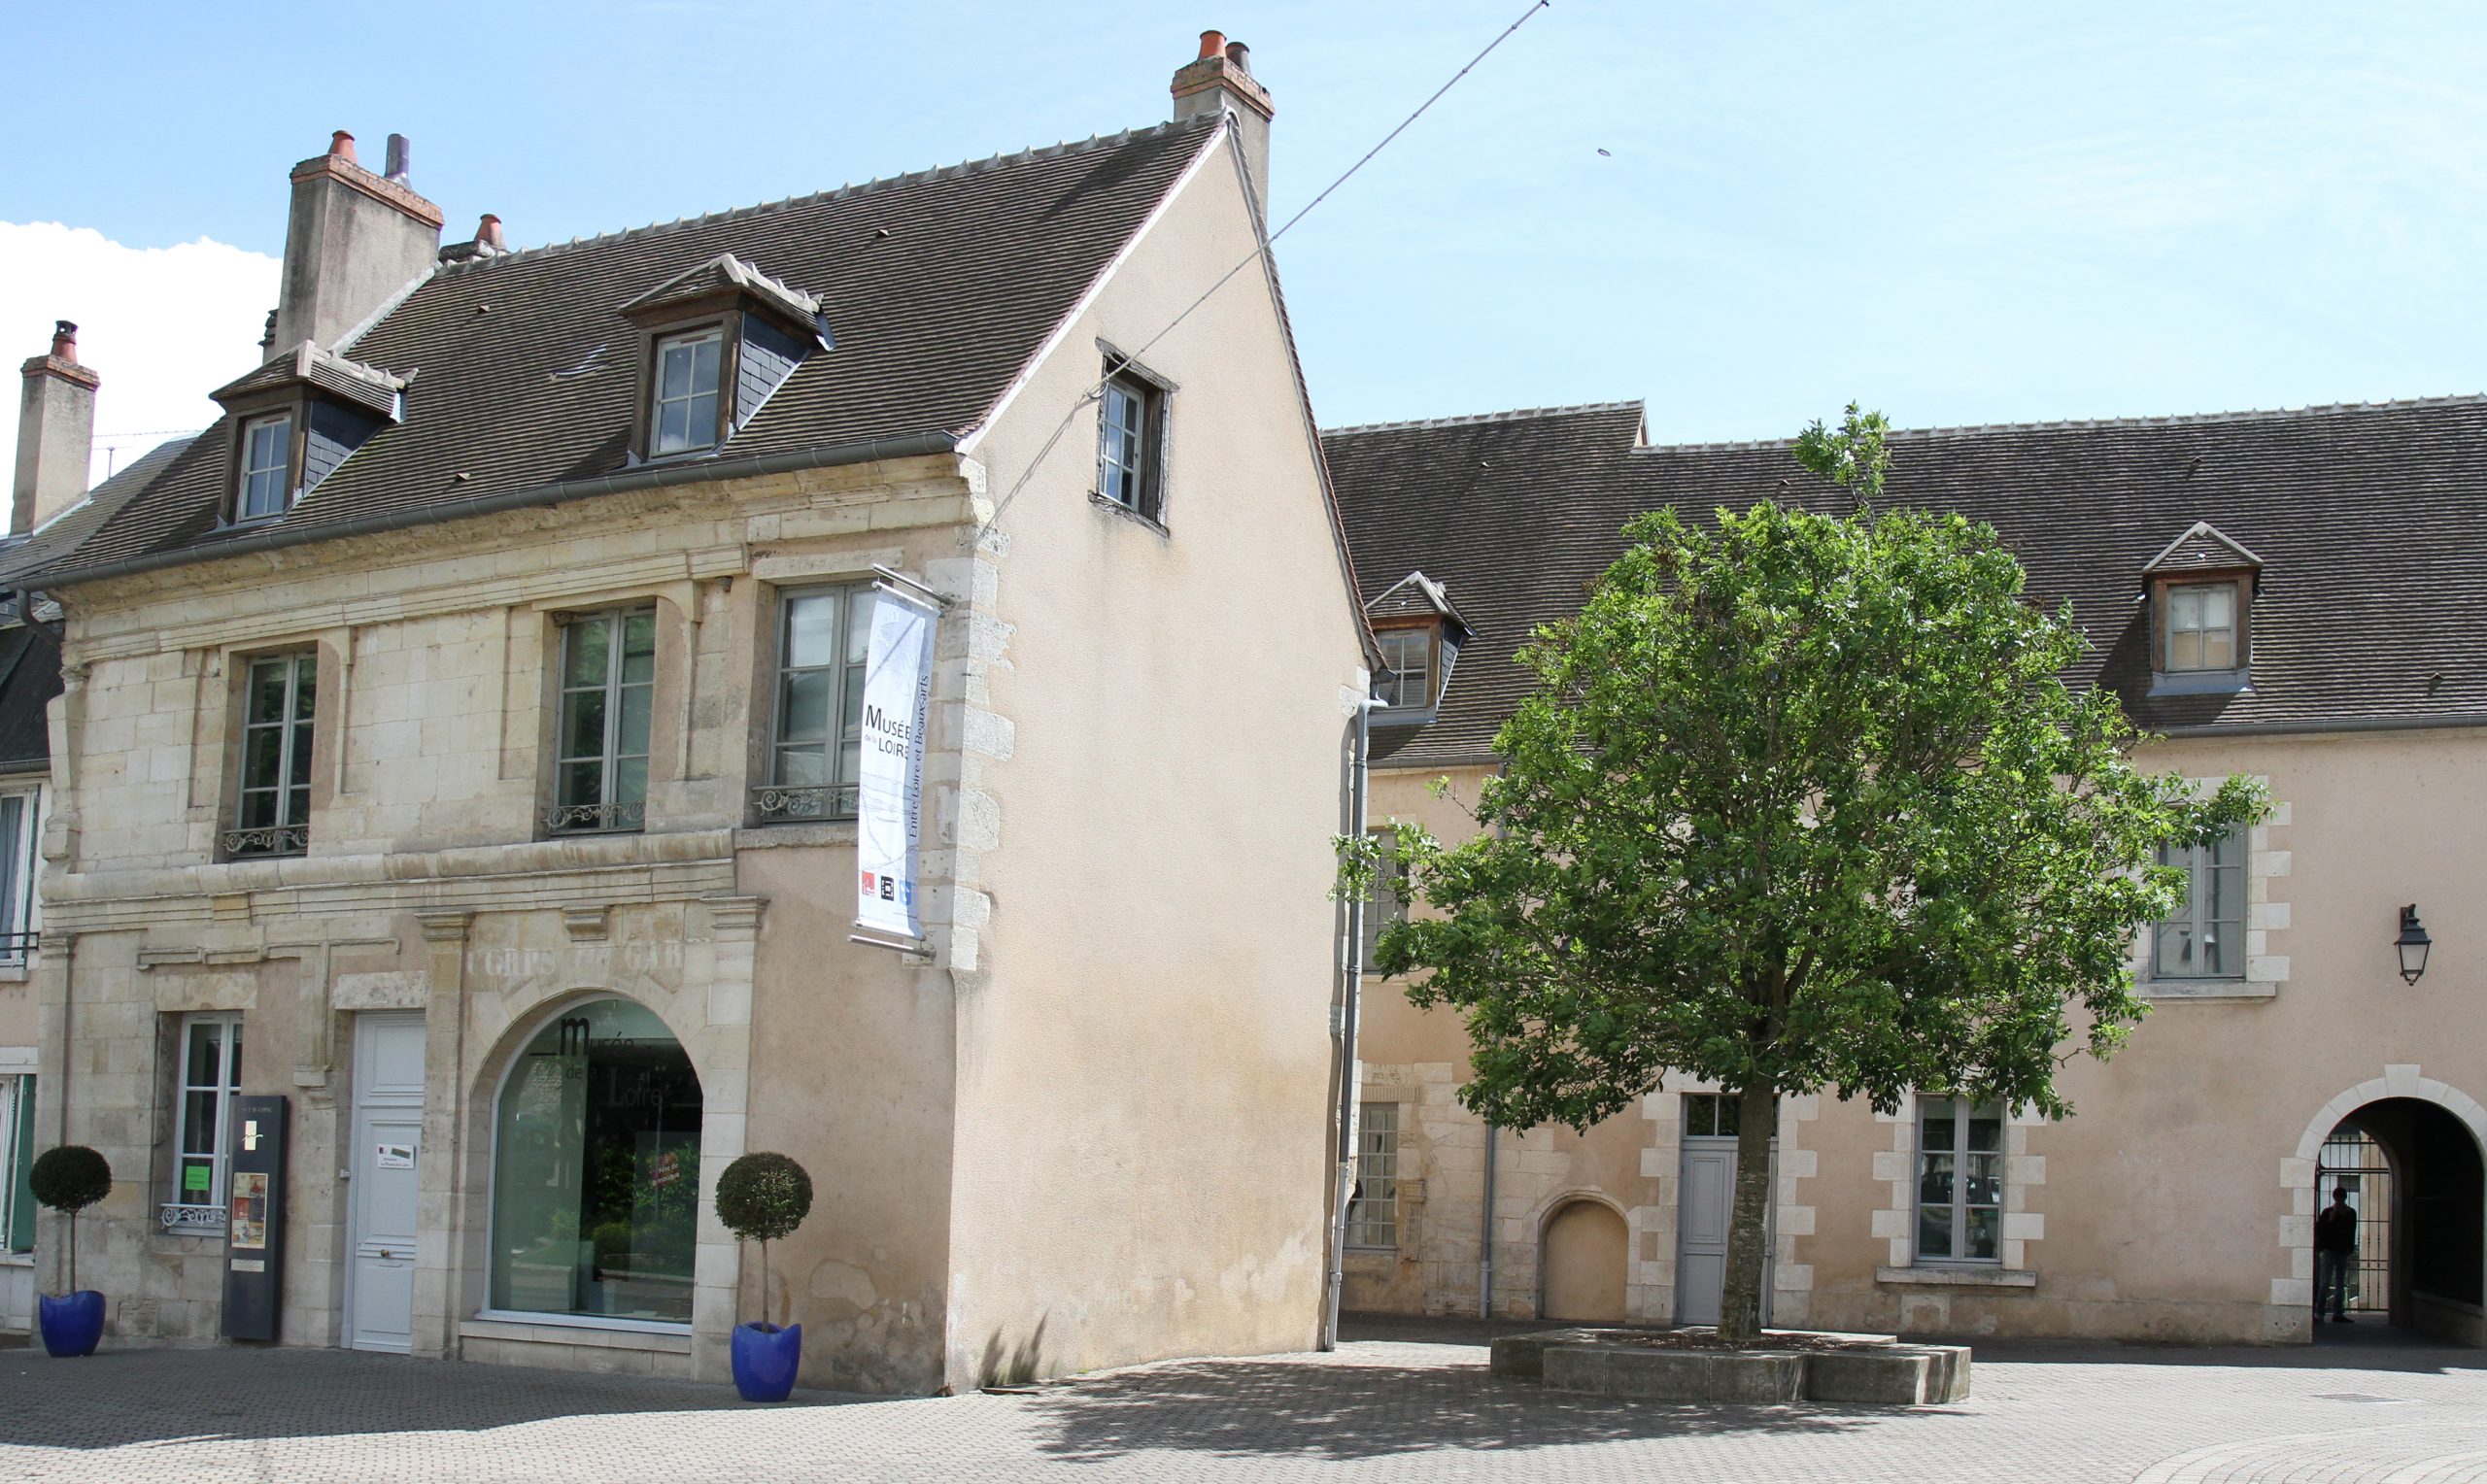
268;129;445;355
13;320;100;535
1172;30;1275;221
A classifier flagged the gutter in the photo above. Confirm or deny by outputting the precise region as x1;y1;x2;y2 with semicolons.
34;431;962;590
2152;713;2487;740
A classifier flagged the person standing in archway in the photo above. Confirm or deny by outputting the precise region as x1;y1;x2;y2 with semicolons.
2314;1184;2358;1324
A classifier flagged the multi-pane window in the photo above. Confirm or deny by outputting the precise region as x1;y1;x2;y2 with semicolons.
1916;1097;2002;1264
1346;1101;1400;1249
231;653;316;858
2157;829;2246;979
237;414;294;521
651;329;723;455
757;585;871;823
2165;582;2237;671
171;1014;243;1219
1097;371;1166;520
1373;629;1433;710
552;608;655;833
1359;829;1405;972
1683;1093;1742;1138
3;1074;35;1254
0;791;36;961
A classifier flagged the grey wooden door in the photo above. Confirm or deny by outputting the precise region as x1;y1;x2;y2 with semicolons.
1677;1138;1774;1328
346;1012;426;1352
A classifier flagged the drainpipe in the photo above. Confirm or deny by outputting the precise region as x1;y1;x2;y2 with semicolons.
1480;1123;1496;1317
1321;698;1376;1351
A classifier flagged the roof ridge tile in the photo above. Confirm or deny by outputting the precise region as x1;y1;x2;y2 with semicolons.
1321;399;1647;438
436;117;1207;277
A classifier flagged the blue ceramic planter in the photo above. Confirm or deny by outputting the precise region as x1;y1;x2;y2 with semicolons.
38;1291;104;1358
732;1321;802;1402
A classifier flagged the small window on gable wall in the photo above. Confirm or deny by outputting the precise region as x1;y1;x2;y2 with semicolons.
1097;365;1168;523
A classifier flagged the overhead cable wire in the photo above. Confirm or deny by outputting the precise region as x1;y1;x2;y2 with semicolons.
970;0;1551;544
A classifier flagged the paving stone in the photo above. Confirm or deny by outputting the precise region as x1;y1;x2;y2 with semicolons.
0;1319;2483;1480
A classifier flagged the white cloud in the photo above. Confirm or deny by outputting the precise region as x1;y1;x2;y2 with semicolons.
0;222;276;490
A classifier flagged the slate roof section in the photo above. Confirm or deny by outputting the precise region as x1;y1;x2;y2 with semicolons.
0;436;196;590
1323;396;2487;766
39;117;1225;585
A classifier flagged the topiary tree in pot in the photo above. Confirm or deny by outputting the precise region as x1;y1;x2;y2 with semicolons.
29;1145;113;1358
714;1152;813;1401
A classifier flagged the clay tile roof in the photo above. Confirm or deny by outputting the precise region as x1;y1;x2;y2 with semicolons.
38;116;1224;586
1323;396;2487;761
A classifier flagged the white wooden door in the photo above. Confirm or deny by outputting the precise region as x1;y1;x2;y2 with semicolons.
1677;1139;1775;1328
346;1012;426;1352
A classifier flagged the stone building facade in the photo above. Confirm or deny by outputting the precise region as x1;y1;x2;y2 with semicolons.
1327;400;2487;1347
23;38;1371;1393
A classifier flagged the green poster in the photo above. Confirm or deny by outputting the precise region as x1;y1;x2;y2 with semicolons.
184;1163;210;1193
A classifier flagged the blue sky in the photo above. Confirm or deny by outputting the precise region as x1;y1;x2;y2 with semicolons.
6;1;2486;467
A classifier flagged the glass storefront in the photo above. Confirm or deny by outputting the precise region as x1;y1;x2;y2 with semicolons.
489;998;702;1324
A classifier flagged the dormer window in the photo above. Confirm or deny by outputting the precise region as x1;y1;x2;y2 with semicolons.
620;253;824;464
1362;570;1472;722
212;343;404;525
2164;582;2236;672
238;414;295;522
2142;522;2263;697
1374;628;1434;709
651;328;724;455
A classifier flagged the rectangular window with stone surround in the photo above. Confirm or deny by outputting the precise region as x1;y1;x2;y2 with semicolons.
754;584;870;825
2;1073;34;1253
1916;1097;2002;1264
1346;1101;1399;1249
549;607;655;835
2156;828;2247;979
166;1013;243;1229
226;652;316;860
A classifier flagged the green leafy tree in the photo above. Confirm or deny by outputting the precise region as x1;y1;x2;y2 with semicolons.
1342;407;2264;1342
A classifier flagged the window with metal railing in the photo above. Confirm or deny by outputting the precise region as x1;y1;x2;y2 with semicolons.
752;584;869;825
224;653;315;860
548;608;655;835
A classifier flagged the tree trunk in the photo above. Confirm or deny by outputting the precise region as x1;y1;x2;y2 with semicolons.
1716;1079;1781;1342
65;1209;75;1295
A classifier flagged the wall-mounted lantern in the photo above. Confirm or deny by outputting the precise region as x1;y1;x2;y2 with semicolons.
2396;904;2433;986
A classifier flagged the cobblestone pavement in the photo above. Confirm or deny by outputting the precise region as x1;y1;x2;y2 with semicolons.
3;1317;2485;1482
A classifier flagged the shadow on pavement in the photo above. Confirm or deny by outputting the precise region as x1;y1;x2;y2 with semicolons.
1023;1356;1898;1464
0;1345;883;1451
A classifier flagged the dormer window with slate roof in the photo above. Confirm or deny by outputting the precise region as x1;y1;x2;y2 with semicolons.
1365;571;1471;724
2143;522;2264;696
619;253;827;463
211;343;406;525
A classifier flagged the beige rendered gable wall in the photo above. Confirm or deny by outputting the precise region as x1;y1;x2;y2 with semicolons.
938;133;1369;1387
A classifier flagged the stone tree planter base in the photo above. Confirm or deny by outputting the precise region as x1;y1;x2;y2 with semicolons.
1489;1327;1970;1405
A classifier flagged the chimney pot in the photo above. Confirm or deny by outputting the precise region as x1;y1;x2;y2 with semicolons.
1225;40;1250;72
478;214;505;250
385;133;412;183
1171;29;1276;219
329;130;358;162
1197;29;1225;59
49;320;77;364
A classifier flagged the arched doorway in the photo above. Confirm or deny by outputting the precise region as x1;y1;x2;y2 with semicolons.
488;996;704;1325
2311;1096;2484;1344
1541;1198;1628;1322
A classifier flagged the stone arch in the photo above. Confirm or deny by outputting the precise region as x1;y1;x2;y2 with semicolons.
1538;1192;1632;1323
2281;1066;2487;1343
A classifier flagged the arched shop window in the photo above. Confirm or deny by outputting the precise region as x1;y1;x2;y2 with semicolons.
490;997;703;1324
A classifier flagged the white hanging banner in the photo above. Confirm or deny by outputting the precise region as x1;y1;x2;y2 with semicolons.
857;582;938;941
